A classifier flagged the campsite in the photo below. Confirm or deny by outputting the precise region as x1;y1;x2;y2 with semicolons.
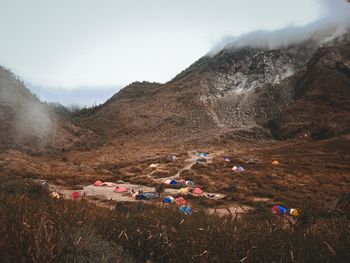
1;0;350;262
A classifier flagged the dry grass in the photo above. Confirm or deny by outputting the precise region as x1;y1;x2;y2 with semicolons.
1;177;350;263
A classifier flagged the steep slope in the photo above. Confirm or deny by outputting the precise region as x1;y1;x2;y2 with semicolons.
0;67;97;153
77;33;350;142
269;41;350;139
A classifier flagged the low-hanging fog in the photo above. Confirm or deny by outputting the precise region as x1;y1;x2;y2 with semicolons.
210;0;350;54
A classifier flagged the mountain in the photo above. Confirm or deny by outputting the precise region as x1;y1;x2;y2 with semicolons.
268;38;350;139
76;32;350;142
0;67;98;153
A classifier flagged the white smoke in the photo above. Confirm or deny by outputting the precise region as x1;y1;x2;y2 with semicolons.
0;66;55;148
210;0;350;54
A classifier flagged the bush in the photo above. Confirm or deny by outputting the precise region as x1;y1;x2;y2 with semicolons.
1;178;350;263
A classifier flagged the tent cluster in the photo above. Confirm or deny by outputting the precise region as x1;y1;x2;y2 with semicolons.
194;151;208;163
164;178;194;187
232;165;245;172
162;195;192;214
271;205;299;217
94;180;129;193
163;178;203;196
94;180;117;187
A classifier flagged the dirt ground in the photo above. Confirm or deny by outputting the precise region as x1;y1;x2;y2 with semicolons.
1;134;349;213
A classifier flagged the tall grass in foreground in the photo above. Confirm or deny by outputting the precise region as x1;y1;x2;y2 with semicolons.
0;177;349;262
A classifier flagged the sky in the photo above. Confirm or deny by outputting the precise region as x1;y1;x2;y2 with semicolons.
0;0;347;106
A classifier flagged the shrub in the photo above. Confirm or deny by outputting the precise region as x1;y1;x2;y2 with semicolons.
1;178;350;263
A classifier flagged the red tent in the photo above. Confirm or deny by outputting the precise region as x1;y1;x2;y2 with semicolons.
71;191;81;200
176;197;187;206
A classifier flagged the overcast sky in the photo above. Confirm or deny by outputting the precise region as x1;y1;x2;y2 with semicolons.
0;0;346;105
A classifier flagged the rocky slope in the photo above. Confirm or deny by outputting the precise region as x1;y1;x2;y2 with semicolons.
77;32;350;142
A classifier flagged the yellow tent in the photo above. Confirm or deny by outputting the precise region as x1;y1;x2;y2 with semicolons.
178;187;190;194
272;160;280;165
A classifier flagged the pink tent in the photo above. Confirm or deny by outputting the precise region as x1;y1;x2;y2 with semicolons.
94;180;104;186
71;191;81;200
193;187;203;195
114;186;128;193
176;197;187;206
179;179;186;185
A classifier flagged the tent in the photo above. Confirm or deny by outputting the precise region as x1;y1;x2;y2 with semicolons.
237;166;245;172
201;152;208;157
194;152;200;156
180;205;192;215
50;192;60;199
169;179;177;185
176;197;187;206
136;192;158;200
71;191;81;200
167;155;177;162
179;179;186;185
193;187;203;195
224;157;231;162
94;180;104;186
186;180;195;187
178;187;190;194
164;179;172;184
149;163;159;168
271;205;287;216
272;160;280;165
232;166;244;172
162;196;175;203
114;186;128;193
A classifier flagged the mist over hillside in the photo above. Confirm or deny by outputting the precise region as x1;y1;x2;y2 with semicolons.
210;0;350;54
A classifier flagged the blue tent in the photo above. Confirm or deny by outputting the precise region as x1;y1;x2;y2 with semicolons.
170;179;177;185
136;192;158;200
162;196;174;203
237;166;245;172
180;205;192;215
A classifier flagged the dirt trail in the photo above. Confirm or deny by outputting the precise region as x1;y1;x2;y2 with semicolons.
151;150;224;183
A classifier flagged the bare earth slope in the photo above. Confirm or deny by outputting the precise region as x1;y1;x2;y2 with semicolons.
76;33;350;143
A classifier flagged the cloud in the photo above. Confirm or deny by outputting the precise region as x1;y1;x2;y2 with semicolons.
210;0;350;54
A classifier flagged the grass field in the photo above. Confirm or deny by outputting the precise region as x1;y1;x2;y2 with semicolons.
1;177;349;263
